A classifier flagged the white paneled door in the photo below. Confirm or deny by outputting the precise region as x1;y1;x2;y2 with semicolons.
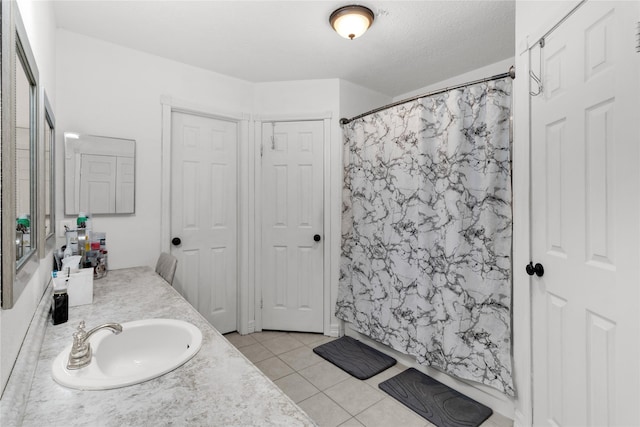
80;153;116;213
171;112;238;334
261;121;324;333
530;2;639;426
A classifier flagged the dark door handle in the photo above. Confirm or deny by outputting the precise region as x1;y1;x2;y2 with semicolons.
313;234;321;242
526;262;544;277
171;237;181;246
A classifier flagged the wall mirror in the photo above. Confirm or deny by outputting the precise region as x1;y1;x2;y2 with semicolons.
15;40;37;265
64;133;136;215
2;1;41;309
43;93;56;246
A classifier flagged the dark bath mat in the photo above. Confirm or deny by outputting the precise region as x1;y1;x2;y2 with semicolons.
312;336;396;380
378;368;493;427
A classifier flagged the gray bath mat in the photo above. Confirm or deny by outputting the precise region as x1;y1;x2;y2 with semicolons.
313;336;396;380
379;368;493;427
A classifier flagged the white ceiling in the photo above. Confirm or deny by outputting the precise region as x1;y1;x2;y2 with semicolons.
52;1;515;98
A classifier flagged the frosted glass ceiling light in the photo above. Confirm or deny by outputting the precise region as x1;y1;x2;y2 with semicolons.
330;5;374;40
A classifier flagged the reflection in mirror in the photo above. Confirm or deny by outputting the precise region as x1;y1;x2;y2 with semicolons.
15;41;36;266
64;133;136;215
44;93;55;240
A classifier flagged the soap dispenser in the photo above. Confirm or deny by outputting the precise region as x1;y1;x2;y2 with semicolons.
51;277;69;325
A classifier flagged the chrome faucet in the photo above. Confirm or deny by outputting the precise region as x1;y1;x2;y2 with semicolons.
67;320;123;370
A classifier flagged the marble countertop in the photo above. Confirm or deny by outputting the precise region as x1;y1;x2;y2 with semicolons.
17;267;316;426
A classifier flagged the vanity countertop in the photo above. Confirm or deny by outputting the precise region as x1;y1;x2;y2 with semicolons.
19;267;316;426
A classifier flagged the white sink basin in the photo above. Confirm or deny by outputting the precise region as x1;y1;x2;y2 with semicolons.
52;319;202;390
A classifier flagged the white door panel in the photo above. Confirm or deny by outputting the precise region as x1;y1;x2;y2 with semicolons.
531;2;639;425
80;153;116;213
171;112;238;334
261;121;324;332
116;156;135;213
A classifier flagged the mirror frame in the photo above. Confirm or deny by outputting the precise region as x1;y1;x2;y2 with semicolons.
1;1;41;309
42;91;56;252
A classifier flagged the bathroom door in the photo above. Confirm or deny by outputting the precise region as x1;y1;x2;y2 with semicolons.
171;112;238;334
79;154;117;213
260;121;324;332
530;2;639;425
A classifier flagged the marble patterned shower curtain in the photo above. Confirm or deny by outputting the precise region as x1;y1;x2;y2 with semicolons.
336;78;514;395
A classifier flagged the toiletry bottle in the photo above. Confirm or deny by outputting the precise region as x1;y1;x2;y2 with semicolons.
51;287;69;325
77;212;87;228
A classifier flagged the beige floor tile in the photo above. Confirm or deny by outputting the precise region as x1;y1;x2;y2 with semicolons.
298;393;351;427
279;346;324;371
311;336;338;347
274;373;320;403
299;360;351;391
338;418;364;427
363;364;408;388
355;397;429;427
261;334;305;355
237;342;274;363
251;330;287;343
288;332;327;346
223;332;257;348
483;412;514;427
325;377;385;416
254;356;295;381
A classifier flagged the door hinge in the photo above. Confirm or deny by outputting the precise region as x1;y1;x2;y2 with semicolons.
636;22;639;52
260;298;263;309
260;142;263;158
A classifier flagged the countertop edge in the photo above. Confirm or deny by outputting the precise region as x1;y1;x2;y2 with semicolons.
0;284;52;425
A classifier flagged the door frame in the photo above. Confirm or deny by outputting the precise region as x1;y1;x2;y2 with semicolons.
160;95;250;334
254;112;332;335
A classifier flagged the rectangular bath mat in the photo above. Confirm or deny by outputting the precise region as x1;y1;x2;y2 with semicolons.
313;336;396;380
379;368;493;427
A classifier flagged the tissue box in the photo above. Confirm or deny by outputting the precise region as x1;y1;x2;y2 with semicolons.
53;268;94;307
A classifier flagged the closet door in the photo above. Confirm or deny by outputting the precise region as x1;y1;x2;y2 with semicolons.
260;121;324;332
530;2;640;425
171;112;238;334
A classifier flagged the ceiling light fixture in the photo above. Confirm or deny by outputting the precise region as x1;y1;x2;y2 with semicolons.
330;5;374;40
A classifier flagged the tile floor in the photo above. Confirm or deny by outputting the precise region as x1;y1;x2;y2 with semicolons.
224;331;514;427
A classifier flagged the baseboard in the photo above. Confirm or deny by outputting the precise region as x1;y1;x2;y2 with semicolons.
327;322;341;337
513;409;530;427
246;320;255;335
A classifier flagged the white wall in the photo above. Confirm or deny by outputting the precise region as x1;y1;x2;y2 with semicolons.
339;79;391;121
254;79;339;116
393;57;514;101
55;30;254;270
0;0;57;396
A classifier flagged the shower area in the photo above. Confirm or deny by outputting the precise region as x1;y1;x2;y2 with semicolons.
336;72;514;396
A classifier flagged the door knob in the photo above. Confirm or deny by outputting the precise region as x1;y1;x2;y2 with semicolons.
526;262;544;277
171;237;181;246
313;234;321;242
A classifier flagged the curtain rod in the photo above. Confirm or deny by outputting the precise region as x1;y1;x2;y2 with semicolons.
339;66;515;125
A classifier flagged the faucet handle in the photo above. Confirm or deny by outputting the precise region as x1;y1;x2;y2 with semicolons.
68;320;92;370
71;321;90;354
73;321;88;342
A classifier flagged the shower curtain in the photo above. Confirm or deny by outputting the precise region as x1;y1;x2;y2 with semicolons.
336;78;514;396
